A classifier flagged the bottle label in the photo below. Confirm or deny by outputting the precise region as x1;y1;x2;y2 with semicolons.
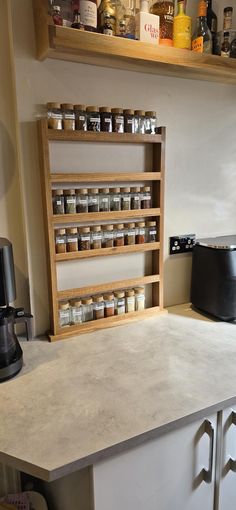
56;200;62;205
93;233;102;240
149;229;157;235
173;17;191;49
104;29;113;36
73;309;82;317
192;36;203;53
67;198;76;204
60;311;69;318
67;237;77;243
90;117;100;123
136;295;145;301
123;197;130;201
64;113;75;120
51;113;62;119
221;50;230;57
134;196;139;201
91;198;98;203
79;115;85;120
94;304;104;310
113;197;120;202
105;302;114;308
80;0;97;28
56;239;65;244
139;229;145;235
102;197;109;202
105;118;111;123
78;198;87;204
81;235;90;241
115;117;123;124
116;232;124;237
127;297;135;304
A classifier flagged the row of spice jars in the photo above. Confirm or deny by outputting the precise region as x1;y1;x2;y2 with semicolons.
52;187;152;215
55;221;157;253
58;287;145;327
47;103;158;134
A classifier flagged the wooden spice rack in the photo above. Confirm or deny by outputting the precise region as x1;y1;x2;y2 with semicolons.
38;119;166;341
33;0;236;85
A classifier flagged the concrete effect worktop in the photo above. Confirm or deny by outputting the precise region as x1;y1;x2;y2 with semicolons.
1;304;236;482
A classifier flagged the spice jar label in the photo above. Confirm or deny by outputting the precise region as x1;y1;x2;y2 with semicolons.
93;234;102;240
78;199;87;204
101;198;109;203
116;117;123;123
64;113;75;120
139;229;145;235
79;115;86;120
91;198;98;203
127;298;135;304
113;197;120;202
56;199;62;205
95;304;104;310
134;196;139;201
90;117;100;123
67;237;77;243
105;302;114;308
56;239;65;244
128;231;135;236
81;236;90;241
123;197;130;201
67;198;76;204
150;229;157;235
116;232;123;238
136;295;145;301
60;311;69;318
51;113;62;119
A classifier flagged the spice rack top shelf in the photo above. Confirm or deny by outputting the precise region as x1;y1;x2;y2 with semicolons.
47;129;162;144
33;1;236;85
55;241;160;261
51;172;161;183
52;208;161;224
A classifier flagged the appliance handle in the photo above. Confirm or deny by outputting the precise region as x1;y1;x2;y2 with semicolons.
202;419;214;484
14;313;33;341
228;411;236;472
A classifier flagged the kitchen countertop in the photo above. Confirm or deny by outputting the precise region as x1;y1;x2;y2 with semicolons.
1;304;236;482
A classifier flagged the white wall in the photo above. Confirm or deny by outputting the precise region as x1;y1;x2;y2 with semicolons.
11;0;236;334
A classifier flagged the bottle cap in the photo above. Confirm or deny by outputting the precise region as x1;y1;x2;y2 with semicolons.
91;225;101;232
70;299;82;307
61;103;74;110
145;111;156;117
134;287;145;294
67;227;77;234
224;6;233;13
82;297;93;305
140;0;149;13
116;223;124;229
131;187;141;193
114;291;125;298
93;295;104;303
66;189;76;195
56;228;66;235
146;221;156;227
104;293;114;301
91;188;99;194
142;186;151;192
135;110;145;116
99;106;112;113
47;102;61;110
52;189;64;196
76;188;88;194
99;188;109;194
104;224;113;231
127;222;135;228
111;108;123;114
137;222;145;227
111;187;120;193
86;106;99;112
125;289;135;297
122;187;130;193
74;104;86;110
80;227;90;233
124;109;134;115
59;301;69;310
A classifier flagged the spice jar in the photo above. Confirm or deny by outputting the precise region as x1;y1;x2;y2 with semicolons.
58;301;70;327
86;106;101;132
76;188;88;213
114;291;125;315
111;108;124;133
61;103;75;130
55;228;67;254
141;186;151;209
74;104;87;131
104;293;115;317
110;187;121;211
125;222;136;245
114;223;125;247
99;107;112;133
52;189;65;215
93;295;105;320
145;111;157;134
66;228;78;252
125;289;135;313
79;227;91;250
134;110;146;134
102;225;114;248
131;187;141;210
99;188;110;212
91;225;102;249
134;287;145;311
124;109;135;134
88;188;99;212
136;222;146;244
121;187;131;211
65;189;76;214
146;221;157;243
47;102;63;130
70;299;82;325
82;297;93;322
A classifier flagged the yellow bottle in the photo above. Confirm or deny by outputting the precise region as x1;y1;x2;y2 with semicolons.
173;0;191;50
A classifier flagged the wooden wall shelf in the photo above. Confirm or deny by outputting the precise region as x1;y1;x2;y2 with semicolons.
33;0;236;85
52;208;160;224
51;172;161;183
55;242;160;262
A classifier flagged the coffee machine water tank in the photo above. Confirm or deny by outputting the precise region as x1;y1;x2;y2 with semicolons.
0;238;16;306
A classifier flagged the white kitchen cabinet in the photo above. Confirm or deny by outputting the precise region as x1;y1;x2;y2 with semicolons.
218;406;236;510
93;413;217;510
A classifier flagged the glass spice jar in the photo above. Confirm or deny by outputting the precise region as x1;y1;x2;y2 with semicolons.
55;228;67;254
114;223;125;247
58;301;70;328
52;189;65;215
61;103;75;130
65;189;76;214
76;188;88;213
131;186;141;210
99;107;112;132
86;106;101;132
124;109;135;133
70;299;82;325
141;186;151;209
99;188;110;212
110;187;121;211
93;295;105;320
102;224;114;248
47;102;63;130
66;227;78;252
74;104;87;131
114;291;125;315
134;110;146;134
104;293;115;317
134;287;145;311
79;227;91;250
91;225;102;249
111;108;124;133
88;188;99;212
82;297;93;322
145;111;157;134
121;187;131;211
125;289;135;313
136;222;146;244
146;220;157;243
125;222;136;245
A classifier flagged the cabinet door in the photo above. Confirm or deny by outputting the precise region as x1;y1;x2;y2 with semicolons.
218;405;236;510
93;414;217;510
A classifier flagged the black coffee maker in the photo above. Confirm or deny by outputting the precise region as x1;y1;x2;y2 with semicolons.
0;238;33;382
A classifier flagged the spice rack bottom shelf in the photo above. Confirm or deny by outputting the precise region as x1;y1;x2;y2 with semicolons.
48;306;167;342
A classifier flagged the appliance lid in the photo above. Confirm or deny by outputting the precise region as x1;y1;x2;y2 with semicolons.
196;235;236;250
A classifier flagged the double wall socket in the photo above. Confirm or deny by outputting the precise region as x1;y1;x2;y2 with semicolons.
169;234;196;255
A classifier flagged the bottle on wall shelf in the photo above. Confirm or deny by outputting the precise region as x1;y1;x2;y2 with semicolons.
114;0;126;36
150;0;174;46
173;0;191;50
79;0;97;31
135;0;160;44
98;0;116;35
221;31;230;57
207;0;217;52
123;0;136;38
192;0;212;54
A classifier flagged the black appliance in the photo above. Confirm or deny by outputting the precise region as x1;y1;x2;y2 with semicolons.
191;235;236;321
0;238;33;382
